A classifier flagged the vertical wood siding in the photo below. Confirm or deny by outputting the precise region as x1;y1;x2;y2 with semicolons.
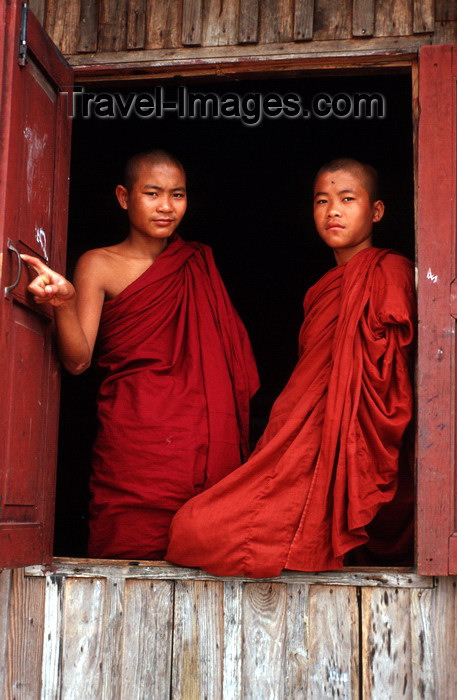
28;0;456;57
1;564;456;699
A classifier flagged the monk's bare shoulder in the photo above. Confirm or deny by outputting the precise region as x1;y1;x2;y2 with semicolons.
73;247;124;295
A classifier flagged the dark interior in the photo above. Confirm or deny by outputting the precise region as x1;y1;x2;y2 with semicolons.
54;70;414;557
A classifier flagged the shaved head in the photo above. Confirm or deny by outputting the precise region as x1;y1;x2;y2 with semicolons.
123;150;185;191
314;158;380;203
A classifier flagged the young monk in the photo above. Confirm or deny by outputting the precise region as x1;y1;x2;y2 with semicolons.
166;157;415;577
22;150;259;560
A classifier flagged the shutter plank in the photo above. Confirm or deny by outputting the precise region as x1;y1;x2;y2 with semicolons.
223;581;243;699
307;585;358;697
41;575;64;700
410;588;435;698
145;0;180;49
294;0;314;41
239;0;259;43
202;0;239;46
353;0;375;37
259;0;294;44
120;579;173;699
284;583;310;697
182;0;203;46
242;583;287;697
79;0;99;52
127;0;146;49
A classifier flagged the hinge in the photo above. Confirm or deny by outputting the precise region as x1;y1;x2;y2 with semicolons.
450;277;457;319
18;2;28;67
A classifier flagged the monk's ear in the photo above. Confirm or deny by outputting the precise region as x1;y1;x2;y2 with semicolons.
372;200;385;223
116;185;129;210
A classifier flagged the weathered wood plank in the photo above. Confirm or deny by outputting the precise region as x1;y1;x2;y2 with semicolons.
145;0;180;49
29;0;46;25
4;569;46;700
410;588;436;698
242;583;287;698
432;577;457;699
375;0;413;37
120;579;173;699
259;0;294;44
239;0;259;43
26;560;435;588
294;0;314;41
433;20;457;43
79;0;99;53
436;0;457;22
182;0;203;46
284;583;309;698
98;0;128;52
202;0;239;47
362;587;413;698
223;581;243;699
307;585;358;698
413;0;434;34
313;0;352;40
60;577;107;699
98;577;125;699
172;580;224;698
0;570;12;697
127;0;146;49
44;0;81;54
40;575;64;699
352;0;375;38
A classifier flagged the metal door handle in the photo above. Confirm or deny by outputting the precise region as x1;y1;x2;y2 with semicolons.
4;239;23;296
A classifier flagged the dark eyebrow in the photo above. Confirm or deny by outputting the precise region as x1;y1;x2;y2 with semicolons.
314;188;357;199
143;184;187;192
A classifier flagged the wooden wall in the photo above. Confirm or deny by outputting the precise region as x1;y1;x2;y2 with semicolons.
28;0;457;61
1;561;456;699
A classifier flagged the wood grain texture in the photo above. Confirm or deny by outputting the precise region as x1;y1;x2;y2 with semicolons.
352;0;375;37
4;569;46;700
79;0;99;52
145;0;180;49
436;0;457;22
202;0;239;46
0;570;12;698
182;0;203;46
413;0;434;33
223;581;243;699
44;0;81;54
242;583;287;698
307;585;358;699
284;583;309;698
239;0;259;43
433;20;457;43
60;577;107;699
432;577;457;699
29;0;46;25
375;0;413;37
410;587;435;698
26;560;434;588
172;580;224;698
362;587;413;698
259;0;294;44
313;0;352;40
294;0;314;41
40;575;63;700
127;0;146;49
120;579;173;699
98;0;127;51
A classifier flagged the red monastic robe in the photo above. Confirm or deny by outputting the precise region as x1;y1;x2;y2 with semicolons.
166;248;415;576
88;235;259;560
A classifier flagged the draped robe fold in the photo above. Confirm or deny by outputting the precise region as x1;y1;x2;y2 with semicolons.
166;247;415;576
88;235;259;560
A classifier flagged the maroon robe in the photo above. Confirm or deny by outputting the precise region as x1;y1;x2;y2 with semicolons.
87;235;259;559
166;248;415;576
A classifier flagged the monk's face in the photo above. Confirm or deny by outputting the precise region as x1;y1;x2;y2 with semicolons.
313;169;384;265
116;162;187;241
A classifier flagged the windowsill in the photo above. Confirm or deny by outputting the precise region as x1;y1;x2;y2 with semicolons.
23;556;435;588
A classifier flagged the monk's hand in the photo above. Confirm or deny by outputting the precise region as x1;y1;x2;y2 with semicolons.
20;254;75;307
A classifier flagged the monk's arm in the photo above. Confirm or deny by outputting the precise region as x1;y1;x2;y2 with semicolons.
21;252;105;375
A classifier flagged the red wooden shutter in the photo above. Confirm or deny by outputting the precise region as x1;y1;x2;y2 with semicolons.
417;44;457;575
0;2;73;566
